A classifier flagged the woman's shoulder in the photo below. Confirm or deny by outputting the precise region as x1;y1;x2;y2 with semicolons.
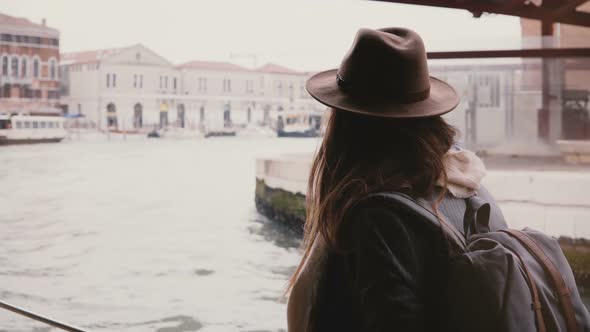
338;198;429;252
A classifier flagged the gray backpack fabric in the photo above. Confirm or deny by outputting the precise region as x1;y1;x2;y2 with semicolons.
371;190;590;332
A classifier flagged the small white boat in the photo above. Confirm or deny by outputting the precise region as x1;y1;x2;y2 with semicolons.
276;111;323;137
0;113;66;145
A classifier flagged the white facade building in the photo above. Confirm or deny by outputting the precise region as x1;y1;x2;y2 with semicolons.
60;44;321;132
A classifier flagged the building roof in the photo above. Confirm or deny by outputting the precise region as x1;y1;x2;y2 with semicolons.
0;13;45;28
62;47;309;74
60;47;127;65
0;12;59;37
177;60;251;72
257;63;301;75
62;44;174;67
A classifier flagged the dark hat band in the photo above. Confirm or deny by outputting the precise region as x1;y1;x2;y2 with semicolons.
336;72;430;103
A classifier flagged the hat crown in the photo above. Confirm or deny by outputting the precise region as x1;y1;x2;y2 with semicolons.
337;27;431;102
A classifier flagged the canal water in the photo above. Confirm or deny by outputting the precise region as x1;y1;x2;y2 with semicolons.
0;137;319;332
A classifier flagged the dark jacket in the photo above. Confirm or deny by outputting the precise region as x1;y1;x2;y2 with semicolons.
309;187;507;332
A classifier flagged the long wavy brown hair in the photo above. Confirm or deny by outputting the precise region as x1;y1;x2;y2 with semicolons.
287;107;457;292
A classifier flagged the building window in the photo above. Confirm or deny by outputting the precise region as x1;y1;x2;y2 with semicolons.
32;121;38;129
198;77;207;92
77;104;82;114
49;59;57;80
20;57;28;77
164;76;168;89
136;52;141;61
24;121;31;128
47;90;59;99
133;103;143;128
471;74;501;108
106;73;116;87
2;84;10;98
1;55;7;76
223;79;231;93
246;80;254;94
16;121;22;129
11;56;19;78
133;74;137;88
139;75;143;88
107;103;118;128
173;77;177;90
32;59;40;78
159;76;163;89
177;104;185;128
40;121;46;128
23;86;33;98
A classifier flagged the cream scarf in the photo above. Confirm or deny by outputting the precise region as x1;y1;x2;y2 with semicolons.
287;148;487;332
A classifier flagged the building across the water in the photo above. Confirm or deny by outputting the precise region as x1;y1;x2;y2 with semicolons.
60;44;322;133
0;12;61;115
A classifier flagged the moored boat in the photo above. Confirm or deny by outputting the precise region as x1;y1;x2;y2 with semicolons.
0;113;66;145
276;111;323;137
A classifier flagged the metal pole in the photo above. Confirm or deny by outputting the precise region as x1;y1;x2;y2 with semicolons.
0;300;89;332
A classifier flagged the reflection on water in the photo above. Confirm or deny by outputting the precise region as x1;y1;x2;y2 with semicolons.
0;137;315;332
248;215;302;251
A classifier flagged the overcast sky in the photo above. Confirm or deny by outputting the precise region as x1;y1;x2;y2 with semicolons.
0;0;522;71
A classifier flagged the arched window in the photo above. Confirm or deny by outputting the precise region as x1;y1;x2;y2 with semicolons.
199;106;205;123
177;104;185;128
133;103;143;128
1;55;8;76
49;59;57;80
33;58;40;78
11;56;18;78
20;56;28;78
106;103;118;128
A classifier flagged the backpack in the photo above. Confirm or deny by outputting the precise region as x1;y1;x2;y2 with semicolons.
370;191;590;332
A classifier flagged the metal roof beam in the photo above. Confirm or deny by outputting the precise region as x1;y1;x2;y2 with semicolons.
551;0;590;20
372;0;590;27
427;47;590;59
553;0;589;14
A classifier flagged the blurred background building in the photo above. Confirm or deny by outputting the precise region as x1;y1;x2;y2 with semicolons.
0;12;60;115
60;45;321;133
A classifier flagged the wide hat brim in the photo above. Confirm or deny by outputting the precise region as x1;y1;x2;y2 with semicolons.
306;69;460;118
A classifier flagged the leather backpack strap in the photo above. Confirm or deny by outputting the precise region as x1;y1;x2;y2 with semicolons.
500;236;547;332
501;229;578;332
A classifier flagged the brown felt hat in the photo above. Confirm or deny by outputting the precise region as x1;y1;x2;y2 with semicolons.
306;27;459;118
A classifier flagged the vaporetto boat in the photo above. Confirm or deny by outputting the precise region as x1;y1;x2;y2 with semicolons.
0;113;66;145
275;110;324;138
